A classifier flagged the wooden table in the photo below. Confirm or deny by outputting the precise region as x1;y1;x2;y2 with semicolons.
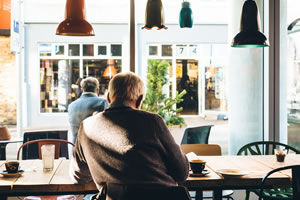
183;155;297;200
0;155;298;200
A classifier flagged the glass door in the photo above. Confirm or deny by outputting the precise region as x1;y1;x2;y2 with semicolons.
176;59;199;115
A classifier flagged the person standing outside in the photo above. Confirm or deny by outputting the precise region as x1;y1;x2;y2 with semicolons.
69;72;189;199
68;77;109;144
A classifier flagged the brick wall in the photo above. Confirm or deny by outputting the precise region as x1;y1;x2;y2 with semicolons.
0;36;17;124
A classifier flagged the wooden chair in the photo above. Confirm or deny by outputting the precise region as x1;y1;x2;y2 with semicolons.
237;141;300;200
18;139;77;200
17;139;74;160
181;144;234;200
181;125;213;144
259;165;300;200
22;130;69;159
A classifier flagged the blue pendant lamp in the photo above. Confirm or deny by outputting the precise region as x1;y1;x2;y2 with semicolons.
179;1;193;28
142;0;167;30
232;0;268;48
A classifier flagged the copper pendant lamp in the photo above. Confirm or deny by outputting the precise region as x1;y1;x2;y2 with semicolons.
232;0;268;48
142;0;167;30
56;0;95;36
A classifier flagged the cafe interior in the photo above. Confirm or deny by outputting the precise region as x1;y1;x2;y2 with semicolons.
1;0;300;199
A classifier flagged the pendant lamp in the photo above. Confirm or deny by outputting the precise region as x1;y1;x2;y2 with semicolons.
56;0;95;36
104;59;117;79
179;1;193;28
142;0;167;30
232;0;268;48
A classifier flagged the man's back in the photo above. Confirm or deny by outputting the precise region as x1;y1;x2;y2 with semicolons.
68;93;108;144
71;101;189;187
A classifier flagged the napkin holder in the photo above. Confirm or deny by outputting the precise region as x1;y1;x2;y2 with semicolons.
0;126;11;140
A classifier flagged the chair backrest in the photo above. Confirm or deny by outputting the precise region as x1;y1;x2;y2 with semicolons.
181;125;213;144
181;144;222;156
107;184;191;200
259;165;300;200
22;130;69;159
17;139;74;160
237;141;300;156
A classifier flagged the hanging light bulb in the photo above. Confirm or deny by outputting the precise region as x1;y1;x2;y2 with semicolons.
232;0;268;48
142;0;167;30
56;0;95;36
179;0;193;28
104;59;117;79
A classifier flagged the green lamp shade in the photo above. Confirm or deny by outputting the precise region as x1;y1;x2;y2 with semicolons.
56;0;95;36
231;0;268;48
142;0;167;30
232;31;268;48
179;2;193;28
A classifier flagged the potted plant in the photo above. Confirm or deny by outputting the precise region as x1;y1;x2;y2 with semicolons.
142;59;186;131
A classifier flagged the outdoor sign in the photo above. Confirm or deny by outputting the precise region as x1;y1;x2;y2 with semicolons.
0;0;11;35
10;0;20;53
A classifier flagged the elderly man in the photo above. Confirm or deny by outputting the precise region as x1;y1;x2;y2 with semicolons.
70;72;189;199
68;77;108;144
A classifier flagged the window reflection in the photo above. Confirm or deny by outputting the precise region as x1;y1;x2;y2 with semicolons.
83;59;122;97
40;43;123;113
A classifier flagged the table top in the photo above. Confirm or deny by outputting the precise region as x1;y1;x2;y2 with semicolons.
0;138;23;144
0;155;298;196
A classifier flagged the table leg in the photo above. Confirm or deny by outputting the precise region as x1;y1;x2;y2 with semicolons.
213;189;222;200
0;143;7;160
195;189;203;200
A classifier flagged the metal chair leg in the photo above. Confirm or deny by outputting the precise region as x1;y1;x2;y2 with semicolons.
245;190;250;200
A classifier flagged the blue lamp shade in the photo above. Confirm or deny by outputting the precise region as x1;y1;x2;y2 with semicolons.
232;0;268;48
179;1;193;28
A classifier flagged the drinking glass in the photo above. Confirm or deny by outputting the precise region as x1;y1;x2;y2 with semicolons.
41;144;55;171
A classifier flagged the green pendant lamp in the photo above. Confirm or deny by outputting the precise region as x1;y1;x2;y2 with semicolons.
142;0;167;30
179;1;193;28
232;0;268;48
56;0;95;36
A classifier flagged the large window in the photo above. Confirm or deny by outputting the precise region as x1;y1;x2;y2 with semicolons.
147;44;227;116
286;1;300;150
39;43;122;113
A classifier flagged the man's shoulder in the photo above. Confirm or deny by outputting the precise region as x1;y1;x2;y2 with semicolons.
131;109;163;121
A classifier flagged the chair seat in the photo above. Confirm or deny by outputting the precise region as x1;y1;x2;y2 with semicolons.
203;190;234;198
189;190;234;199
24;195;78;200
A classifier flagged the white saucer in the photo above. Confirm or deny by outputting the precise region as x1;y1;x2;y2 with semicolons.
216;169;248;178
0;169;24;178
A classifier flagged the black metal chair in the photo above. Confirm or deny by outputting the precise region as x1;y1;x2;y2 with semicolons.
238;141;300;200
259;165;300;200
22;129;69;159
181;125;213;144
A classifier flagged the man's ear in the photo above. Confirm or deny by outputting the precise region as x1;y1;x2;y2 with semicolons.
136;95;144;109
107;93;111;103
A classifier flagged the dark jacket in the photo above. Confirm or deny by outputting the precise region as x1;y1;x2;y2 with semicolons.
70;101;189;190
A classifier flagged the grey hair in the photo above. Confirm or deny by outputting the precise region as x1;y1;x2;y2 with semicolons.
108;72;145;101
81;77;99;93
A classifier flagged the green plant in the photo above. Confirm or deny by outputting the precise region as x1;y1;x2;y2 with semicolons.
142;59;186;127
